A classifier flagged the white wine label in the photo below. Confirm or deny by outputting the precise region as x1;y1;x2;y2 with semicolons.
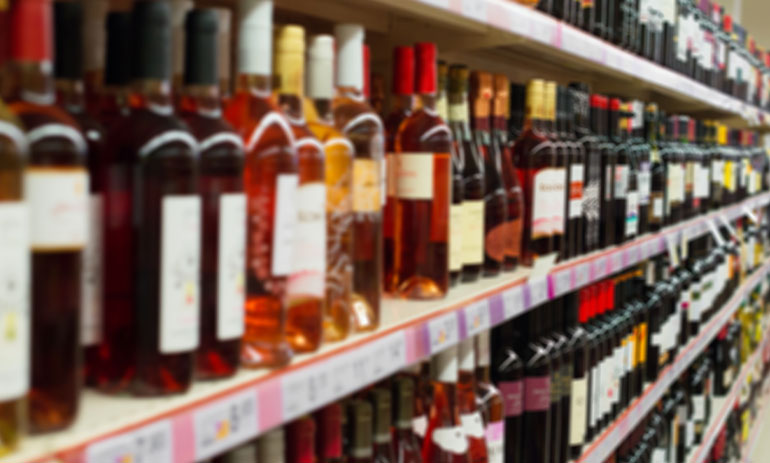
569;164;584;219
217;193;246;341
614;165;628;198
25;168;89;250
81;194;103;346
625;191;639;237
412;415;428;438
568;376;588;445
460;412;485;439
532;168;566;238
395;153;434;200
461;200;484;265
159;195;202;354
272;174;298;276
485;421;504;463
288;183;326;299
450;203;464;271
431;426;469;455
638;169;651;205
0;202;30;401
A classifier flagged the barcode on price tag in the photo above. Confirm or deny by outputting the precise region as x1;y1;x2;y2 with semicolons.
527;276;548;308
552;268;573;297
574;262;591;288
464;300;491;337
281;363;331;422
462;0;488;22
86;420;173;463
194;388;259;460
428;312;460;353
502;285;524;319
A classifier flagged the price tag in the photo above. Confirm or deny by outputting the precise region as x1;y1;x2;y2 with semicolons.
551;268;573;297
86;421;173;463
529;16;556;45
428;312;460;353
194;388;259;460
627;245;641;265
509;7;531;36
574;262;591;289
461;0;488;22
367;331;408;381
609;251;623;273
464;300;491;337
281;363;331;422
502;285;524;319
593;256;608;280
527;276;548;308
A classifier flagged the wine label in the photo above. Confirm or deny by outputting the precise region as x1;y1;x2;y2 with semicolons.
568;376;588;446
81;194;103;346
569;164;584;219
524;376;551;412
712;160;724;183
460;412;485;439
604;165;613;202
625;191;639;237
288;182;326;299
692;394;706;421
385;154;397;198
353;159;382;213
431;426;469;455
485;421;504;463
499;380;523;417
217;193;246;341
613;165;628;199
25;168;89;250
694;165;710;199
638;168;651;205
412;415;428;438
531;168;566;239
394;153;434;200
651;448;667;463
0;202;30;401
461;200;484;265
159;195;201;354
272;174;298;276
450;204;463;272
650;193;664;223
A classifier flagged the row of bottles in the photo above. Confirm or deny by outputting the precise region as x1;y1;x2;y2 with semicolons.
1;0;769;456
517;0;770;109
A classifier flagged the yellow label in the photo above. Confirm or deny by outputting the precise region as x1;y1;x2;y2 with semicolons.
450;203;464;272
638;322;648;364
631;329;639;368
724;161;734;191
353;159;382;213
742;410;750;442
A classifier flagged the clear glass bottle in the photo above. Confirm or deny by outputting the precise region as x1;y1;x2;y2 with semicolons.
332;24;383;331
178;9;244;379
305;35;354;343
224;0;296;367
276;25;324;353
393;43;451;299
7;0;87;430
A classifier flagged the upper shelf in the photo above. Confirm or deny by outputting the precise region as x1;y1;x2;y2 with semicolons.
5;191;769;463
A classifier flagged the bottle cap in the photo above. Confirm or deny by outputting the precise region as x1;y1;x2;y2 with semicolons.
335;23;364;91
609;97;621;111
221;442;258;463
258;428;285;463
431;344;458;383
286;416;316;463
471;70;493;119
347;400;373;459
237;0;272;75
458;337;475;371
82;0;108;72
476;331;491;367
105;12;131;86
275;24;305;95
307;34;334;99
544;81;557;121
54;1;83;80
363;44;371;98
11;0;52;62
131;0;172;80
370;388;393;444
314;403;343;459
184;8;219;86
392;46;414;95
414;42;437;94
216;9;232;90
525;79;545;120
171;0;194;79
448;64;469;94
392;377;415;429
494;73;510;118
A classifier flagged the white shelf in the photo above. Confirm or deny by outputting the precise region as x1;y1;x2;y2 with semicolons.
4;193;770;463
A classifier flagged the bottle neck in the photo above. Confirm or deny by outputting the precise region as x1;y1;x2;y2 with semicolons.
416;92;437;113
279;92;304;122
236;73;272;97
312;98;333;123
131;79;172;110
179;84;221;116
8;61;55;105
337;85;365;102
55;79;86;111
392;93;413;113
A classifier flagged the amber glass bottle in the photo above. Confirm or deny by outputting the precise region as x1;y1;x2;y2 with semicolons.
423;346;470;463
470;71;506;277
392;43;450;299
457;339;488;463
103;1;201;396
493;75;523;272
333;24;383;330
448;65;483;283
53;1;106;387
305;35;354;343
276;25;324;353
0;3;28;451
224;0;296;367
384;46;414;292
512;80;561;266
179;9;244;379
7;0;87;431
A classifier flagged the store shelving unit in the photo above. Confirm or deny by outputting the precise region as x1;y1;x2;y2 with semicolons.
3;191;768;463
